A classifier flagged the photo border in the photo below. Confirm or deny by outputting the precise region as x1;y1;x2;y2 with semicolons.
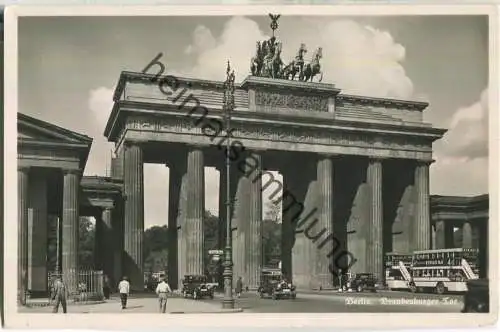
3;4;499;328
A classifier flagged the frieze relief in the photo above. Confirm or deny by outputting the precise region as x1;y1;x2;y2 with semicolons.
255;90;328;112
122;115;431;152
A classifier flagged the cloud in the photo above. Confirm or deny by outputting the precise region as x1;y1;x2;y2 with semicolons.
85;87;115;176
431;88;488;195
182;16;414;99
436;88;488;161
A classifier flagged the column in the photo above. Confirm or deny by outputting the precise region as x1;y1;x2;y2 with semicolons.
462;222;473;248
414;161;431;250
315;155;334;289
185;148;205;275
366;158;383;282
177;171;188;289
18;166;29;305
232;169;248;286
27;175;48;293
111;202;123;287
168;157;186;290
247;152;263;290
444;224;455;248
94;214;102;270
123;142;144;290
101;207;114;281
62;169;80;296
434;220;446;249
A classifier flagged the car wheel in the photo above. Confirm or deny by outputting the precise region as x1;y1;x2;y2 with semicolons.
409;283;417;293
291;293;296;299
435;282;445;295
259;291;264;298
210;293;214;299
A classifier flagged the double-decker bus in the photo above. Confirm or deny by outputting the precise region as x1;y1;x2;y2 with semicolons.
410;248;480;294
384;252;413;290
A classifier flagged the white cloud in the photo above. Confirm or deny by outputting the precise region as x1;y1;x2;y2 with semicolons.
183;17;414;99
85;87;115;176
431;88;488;195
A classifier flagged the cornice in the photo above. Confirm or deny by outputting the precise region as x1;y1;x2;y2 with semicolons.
337;94;429;112
241;75;341;95
111;100;447;143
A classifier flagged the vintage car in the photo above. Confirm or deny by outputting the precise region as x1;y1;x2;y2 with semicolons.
461;279;489;313
181;275;215;300
348;273;378;293
258;273;296;300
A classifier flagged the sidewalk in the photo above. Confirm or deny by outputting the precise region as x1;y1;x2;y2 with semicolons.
19;295;243;314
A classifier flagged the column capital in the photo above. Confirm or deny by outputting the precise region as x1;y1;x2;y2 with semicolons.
416;159;435;166
62;169;82;176
368;156;387;163
17;165;30;173
123;140;145;149
317;153;339;159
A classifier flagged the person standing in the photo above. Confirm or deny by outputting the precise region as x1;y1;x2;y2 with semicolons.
103;275;111;300
52;276;68;314
235;276;243;298
155;277;172;313
118;276;130;309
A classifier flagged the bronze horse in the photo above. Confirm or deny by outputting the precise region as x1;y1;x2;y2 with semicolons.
262;41;283;79
302;47;323;82
281;43;307;81
250;41;264;76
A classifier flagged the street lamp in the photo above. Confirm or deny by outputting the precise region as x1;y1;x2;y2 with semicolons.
222;61;236;309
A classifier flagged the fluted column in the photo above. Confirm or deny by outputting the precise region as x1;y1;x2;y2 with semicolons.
101;207;114;280
462;222;473;248
434;220;446;249
185;148;205;275
366;158;383;282
123;142;144;290
62;169;80;296
315;155;334;289
414;161;431;250
18;166;29;305
247;152;263;290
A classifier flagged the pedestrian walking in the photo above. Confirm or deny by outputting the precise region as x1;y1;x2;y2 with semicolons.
51;276;68;313
118;276;130;309
235;276;243;298
155;277;172;313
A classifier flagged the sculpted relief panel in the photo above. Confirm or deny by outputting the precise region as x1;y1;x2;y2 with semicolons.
123;115;431;153
254;90;329;112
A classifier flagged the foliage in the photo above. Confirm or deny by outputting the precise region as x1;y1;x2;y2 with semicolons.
144;225;169;273
263;201;282;266
46;216;95;271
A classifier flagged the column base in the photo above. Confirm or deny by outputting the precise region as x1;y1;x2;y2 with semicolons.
222;298;235;309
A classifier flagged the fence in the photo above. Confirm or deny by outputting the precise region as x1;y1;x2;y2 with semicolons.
45;270;104;304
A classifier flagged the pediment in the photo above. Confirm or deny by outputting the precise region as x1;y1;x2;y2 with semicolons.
18;113;93;146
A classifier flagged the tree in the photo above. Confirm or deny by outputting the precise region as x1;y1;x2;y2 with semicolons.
143;225;169;273
46;216;95;272
262;201;282;267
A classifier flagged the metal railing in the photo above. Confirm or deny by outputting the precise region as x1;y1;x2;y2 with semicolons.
43;270;104;304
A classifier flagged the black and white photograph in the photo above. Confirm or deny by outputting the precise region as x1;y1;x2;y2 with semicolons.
3;3;498;329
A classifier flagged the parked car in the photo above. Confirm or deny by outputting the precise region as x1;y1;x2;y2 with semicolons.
181;275;215;300
258;273;296;300
461;279;489;313
348;273;378;293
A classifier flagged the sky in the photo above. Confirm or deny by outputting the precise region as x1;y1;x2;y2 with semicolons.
17;15;489;228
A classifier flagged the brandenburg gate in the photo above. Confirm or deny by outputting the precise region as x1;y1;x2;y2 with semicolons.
102;19;446;290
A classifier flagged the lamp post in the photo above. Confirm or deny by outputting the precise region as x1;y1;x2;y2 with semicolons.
222;61;236;309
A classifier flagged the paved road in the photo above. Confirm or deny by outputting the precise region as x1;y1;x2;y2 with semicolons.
203;290;464;313
21;290;464;313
